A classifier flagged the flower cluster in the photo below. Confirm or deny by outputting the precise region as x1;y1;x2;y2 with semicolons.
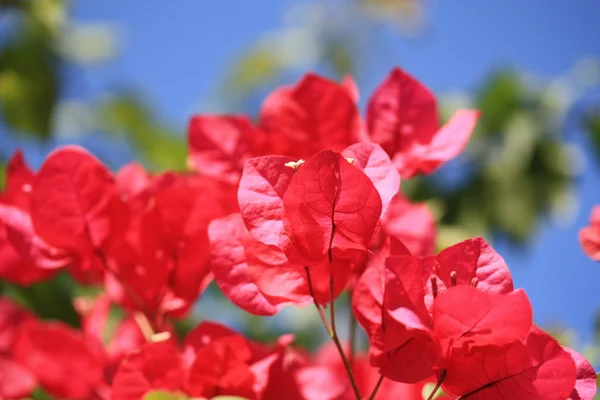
0;67;596;400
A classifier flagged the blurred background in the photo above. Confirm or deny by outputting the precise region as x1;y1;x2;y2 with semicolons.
1;0;600;368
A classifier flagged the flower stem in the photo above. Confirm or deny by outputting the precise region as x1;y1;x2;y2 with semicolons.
368;374;384;400
348;292;357;366
427;369;447;400
305;265;362;400
328;251;362;400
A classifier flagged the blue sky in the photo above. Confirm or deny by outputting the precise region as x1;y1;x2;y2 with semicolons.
3;0;600;351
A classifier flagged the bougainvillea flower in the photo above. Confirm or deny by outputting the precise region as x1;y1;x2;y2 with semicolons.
12;320;105;399
355;237;518;383
0;151;71;285
441;326;577;400
432;285;532;362
111;338;186;400
379;254;438;383
107;169;236;319
351;237;410;364
365;67;479;178
579;205;600;261
187;115;267;184
184;322;305;400
424;236;514;310
29;146;128;281
259;73;361;159
282;149;382;265
234;145;399;307
209;213;313;315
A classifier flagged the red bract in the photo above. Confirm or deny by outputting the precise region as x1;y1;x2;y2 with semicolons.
432;285;532;361
111;339;186;400
0;151;70;285
441;326;577;400
0;150;34;209
188;115;266;184
29;146;127;281
307;342;442;400
209;213;312;316
340;142;401;219
380;254;437;383
238;155;296;251
351;238;411;365
579;205;600;261
0;358;37;399
381;193;436;256
564;347;598;400
108;169;235;318
12;320;105;399
283;149;382;266
0;298;35;353
425;236;514;309
185;322;303;400
236;146;392;306
260;73;361;159
0;299;38;399
365;67;479;178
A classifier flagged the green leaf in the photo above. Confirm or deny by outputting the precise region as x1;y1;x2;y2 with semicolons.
142;391;189;400
596;371;599;388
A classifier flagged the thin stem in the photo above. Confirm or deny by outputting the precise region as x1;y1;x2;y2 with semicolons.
427;369;447;400
329;254;362;400
367;374;385;400
348;292;358;366
305;267;333;335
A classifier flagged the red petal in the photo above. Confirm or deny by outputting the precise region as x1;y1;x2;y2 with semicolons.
366;68;438;162
351;238;410;365
580;206;600;261
115;162;151;199
0;204;68;284
426;237;514;309
0;358;37;399
188;115;266;184
209;213;311;316
30;146;127;278
442;326;577;400
341;142;401;219
0;150;35;210
260;73;360;158
283;149;382;266
379;255;436;383
382;194;436;256
0;298;35;353
187;335;255;399
111;339;185;400
13;321;105;399
564;347;597;400
238;155;296;250
412;109;479;176
432;286;532;361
